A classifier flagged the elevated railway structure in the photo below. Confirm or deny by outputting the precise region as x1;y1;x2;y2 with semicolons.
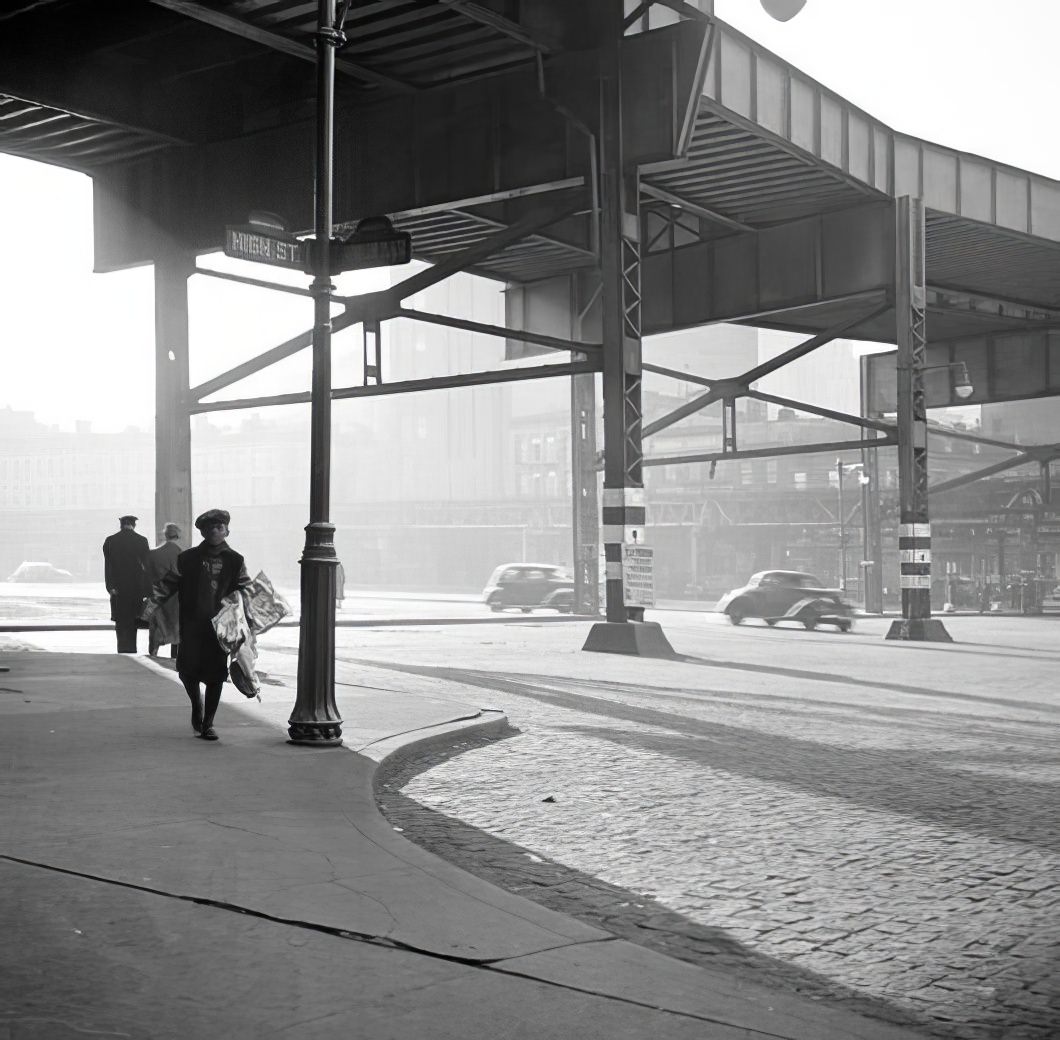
2;0;1058;660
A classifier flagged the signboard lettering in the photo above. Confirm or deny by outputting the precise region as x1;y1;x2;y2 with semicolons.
622;544;655;608
224;227;306;270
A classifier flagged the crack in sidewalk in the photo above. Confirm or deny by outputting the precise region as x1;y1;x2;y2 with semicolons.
0;852;790;1034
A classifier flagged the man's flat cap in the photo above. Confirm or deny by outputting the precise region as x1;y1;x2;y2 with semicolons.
195;508;231;531
119;515;138;524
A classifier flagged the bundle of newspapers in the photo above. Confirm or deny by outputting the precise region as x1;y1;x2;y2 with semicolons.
213;572;292;699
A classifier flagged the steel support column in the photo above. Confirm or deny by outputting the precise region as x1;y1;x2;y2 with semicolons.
887;197;950;641
583;3;671;656
154;249;194;548
289;0;344;744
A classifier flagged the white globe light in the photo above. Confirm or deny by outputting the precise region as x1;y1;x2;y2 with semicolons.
760;0;807;21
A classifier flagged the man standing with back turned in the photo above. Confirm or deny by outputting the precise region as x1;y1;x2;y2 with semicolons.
102;515;150;653
147;522;183;658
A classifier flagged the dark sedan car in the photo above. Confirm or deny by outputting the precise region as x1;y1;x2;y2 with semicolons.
483;563;574;613
6;561;74;583
716;570;855;631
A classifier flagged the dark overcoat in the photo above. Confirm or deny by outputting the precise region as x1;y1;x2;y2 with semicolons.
102;528;151;624
147;540;183;645
150;543;250;682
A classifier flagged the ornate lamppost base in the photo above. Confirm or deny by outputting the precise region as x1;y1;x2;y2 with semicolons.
288;521;344;747
287;722;343;747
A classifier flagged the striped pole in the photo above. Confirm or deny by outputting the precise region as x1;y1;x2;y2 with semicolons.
888;197;950;640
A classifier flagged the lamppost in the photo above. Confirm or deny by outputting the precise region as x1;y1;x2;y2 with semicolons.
836;459;869;594
288;0;346;747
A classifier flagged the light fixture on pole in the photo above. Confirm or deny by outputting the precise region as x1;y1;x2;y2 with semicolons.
922;360;974;400
951;361;974;400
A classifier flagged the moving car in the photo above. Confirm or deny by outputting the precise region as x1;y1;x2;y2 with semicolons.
5;561;75;583
483;563;574;613
716;570;855;631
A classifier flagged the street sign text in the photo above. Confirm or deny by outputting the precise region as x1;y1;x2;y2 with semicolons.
224;227;306;270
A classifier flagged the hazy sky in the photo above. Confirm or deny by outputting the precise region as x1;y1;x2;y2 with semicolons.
1;0;1057;432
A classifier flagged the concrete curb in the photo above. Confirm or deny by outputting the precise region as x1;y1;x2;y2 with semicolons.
355;708;511;766
132;652;512;769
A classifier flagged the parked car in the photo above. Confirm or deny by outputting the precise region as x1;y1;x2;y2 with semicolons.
716;570;855;631
483;563;574;613
6;561;75;583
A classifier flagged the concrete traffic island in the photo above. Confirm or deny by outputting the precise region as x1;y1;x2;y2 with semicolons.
0;650;928;1039
885;618;954;642
582;620;676;657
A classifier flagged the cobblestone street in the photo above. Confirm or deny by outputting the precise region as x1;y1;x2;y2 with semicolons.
360;614;1059;1040
12;611;1059;1038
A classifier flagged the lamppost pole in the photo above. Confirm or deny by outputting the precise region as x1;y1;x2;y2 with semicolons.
838;459;868;596
836;457;847;592
289;0;344;746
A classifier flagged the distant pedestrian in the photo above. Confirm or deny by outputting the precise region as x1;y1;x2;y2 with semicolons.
978;583;990;614
147;522;183;658
144;509;251;741
102;515;150;653
336;560;346;608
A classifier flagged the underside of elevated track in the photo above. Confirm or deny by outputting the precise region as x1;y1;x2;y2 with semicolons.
2;0;1058;654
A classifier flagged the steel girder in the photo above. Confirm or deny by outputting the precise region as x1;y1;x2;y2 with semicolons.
89;19;710;273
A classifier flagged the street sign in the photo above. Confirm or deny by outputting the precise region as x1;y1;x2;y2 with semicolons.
330;216;412;273
335;235;411;272
622;544;655;608
224;226;306;270
224;215;410;274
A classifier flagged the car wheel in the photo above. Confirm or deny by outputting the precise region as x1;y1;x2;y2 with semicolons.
802;617;818;631
520;607;533;614
727;607;745;625
765;619;777;627
836;620;852;632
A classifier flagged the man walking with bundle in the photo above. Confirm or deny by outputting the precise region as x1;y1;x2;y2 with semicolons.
145;509;251;741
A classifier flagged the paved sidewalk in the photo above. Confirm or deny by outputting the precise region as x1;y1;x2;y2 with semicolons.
0;648;929;1040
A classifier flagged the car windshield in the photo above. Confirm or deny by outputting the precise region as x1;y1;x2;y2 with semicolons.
753;572;824;588
488;564;566;584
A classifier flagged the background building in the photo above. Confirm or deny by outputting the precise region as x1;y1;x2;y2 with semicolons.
2;271;1055;604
